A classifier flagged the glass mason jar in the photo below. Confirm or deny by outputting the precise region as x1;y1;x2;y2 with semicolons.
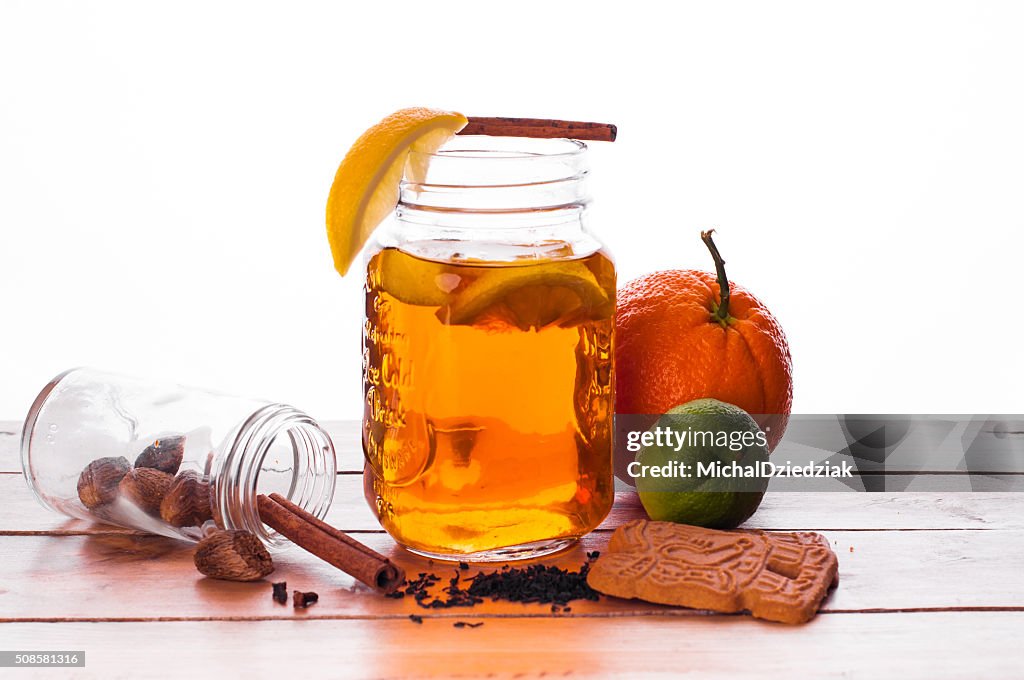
362;136;616;561
21;368;336;546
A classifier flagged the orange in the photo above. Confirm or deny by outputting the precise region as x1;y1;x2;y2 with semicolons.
615;231;792;451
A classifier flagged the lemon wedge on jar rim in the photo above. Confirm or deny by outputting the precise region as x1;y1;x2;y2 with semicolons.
325;107;468;276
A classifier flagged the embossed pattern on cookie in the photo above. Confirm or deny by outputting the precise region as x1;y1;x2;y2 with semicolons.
586;520;839;624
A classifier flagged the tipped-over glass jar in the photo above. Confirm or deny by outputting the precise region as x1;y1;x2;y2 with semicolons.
21;368;336;546
362;136;616;561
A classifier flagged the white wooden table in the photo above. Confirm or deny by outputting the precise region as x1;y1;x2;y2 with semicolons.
0;421;1020;678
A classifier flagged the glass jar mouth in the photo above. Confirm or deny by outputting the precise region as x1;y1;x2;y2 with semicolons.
405;136;588;189
410;136;586;162
212;404;336;548
400;136;590;215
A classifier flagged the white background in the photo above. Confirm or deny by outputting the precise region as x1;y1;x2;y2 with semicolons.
1;0;1022;420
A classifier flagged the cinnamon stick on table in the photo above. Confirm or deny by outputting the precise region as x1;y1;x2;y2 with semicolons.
257;493;405;593
460;117;617;142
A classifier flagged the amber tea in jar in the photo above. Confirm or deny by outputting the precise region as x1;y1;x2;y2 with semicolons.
363;137;615;560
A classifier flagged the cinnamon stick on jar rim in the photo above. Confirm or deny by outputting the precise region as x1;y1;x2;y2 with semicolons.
256;493;405;594
460;117;617;142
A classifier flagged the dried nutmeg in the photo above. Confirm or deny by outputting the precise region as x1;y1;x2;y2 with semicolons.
194;529;274;581
119;468;174;514
135;435;185;475
159;470;212;527
77;457;132;509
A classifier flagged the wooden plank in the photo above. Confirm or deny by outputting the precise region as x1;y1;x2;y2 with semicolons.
0;528;1022;621
3;472;1024;535
0;613;1020;678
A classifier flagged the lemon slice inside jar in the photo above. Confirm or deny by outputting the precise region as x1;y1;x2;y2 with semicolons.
371;249;457;307
442;260;612;330
325;107;467;276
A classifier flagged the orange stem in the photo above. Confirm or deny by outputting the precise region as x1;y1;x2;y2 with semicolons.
701;230;731;322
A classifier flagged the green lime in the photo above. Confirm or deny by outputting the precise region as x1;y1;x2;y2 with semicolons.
634;398;770;529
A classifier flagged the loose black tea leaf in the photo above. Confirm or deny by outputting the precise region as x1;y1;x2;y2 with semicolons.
394;561;599;610
272;581;288;605
293;590;319;608
409;614;423;624
466;563;600;606
453;621;484;628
